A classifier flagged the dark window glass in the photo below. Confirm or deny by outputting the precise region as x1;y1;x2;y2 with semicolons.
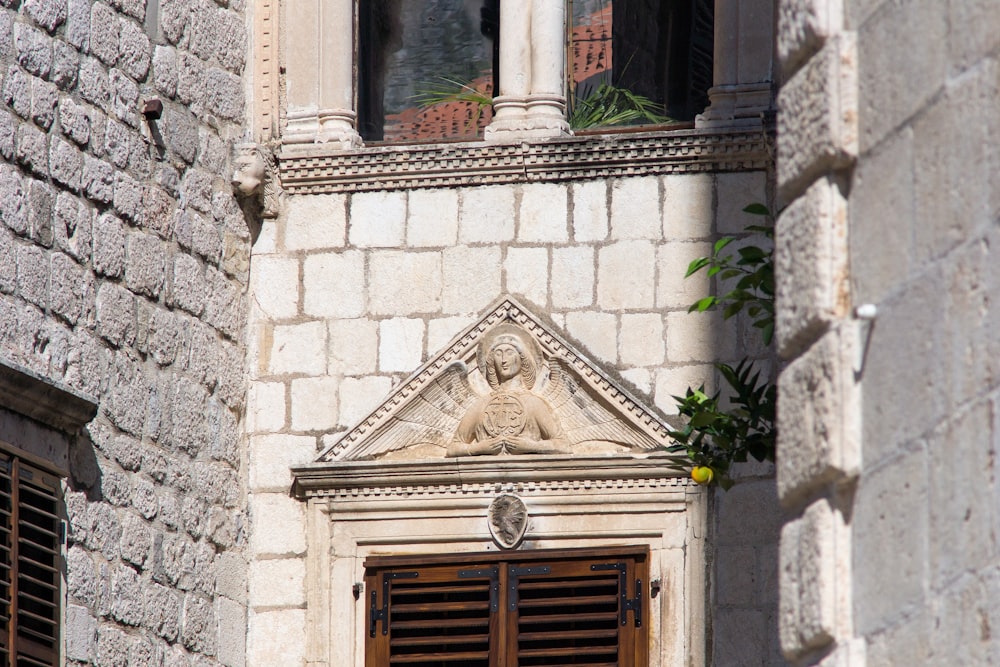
569;0;713;129
358;0;497;142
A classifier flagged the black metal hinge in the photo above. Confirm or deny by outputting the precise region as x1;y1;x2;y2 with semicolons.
459;565;501;612
508;565;551;611
592;562;643;628
369;570;419;637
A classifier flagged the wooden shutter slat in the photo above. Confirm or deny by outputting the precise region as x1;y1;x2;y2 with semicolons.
518;628;619;641
388;649;490;663
514;611;618;625
391;617;489;630
391;600;490;613
517;645;619;658
390;632;489;647
518;593;617;608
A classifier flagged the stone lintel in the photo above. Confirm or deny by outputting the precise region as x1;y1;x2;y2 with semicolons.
0;358;98;434
291;454;689;499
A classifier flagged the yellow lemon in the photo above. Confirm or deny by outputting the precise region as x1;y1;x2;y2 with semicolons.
691;466;714;485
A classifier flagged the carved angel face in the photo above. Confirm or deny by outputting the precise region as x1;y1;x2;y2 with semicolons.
491;343;521;382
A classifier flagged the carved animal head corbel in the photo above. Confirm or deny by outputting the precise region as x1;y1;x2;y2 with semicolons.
232;142;279;219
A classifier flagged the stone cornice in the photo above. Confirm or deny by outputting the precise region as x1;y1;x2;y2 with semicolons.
291;454;691;499
277;126;773;194
0;358;98;433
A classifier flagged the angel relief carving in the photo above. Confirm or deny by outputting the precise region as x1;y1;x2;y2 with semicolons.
363;321;661;461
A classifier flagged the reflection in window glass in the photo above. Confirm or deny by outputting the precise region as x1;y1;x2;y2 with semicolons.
358;0;497;143
569;0;713;129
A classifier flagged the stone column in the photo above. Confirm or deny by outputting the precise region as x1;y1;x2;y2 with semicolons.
283;0;361;148
526;0;569;131
696;0;775;129
485;0;571;142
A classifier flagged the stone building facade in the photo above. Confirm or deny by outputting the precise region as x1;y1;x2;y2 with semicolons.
16;0;997;665
775;0;1000;665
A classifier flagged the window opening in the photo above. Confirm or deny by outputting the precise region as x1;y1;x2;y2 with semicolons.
358;0;498;143
365;547;648;667
0;450;62;667
569;0;713;128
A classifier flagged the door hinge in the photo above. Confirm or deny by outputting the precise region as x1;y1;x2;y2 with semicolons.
592;562;643;627
459;565;500;612
369;570;418;637
507;565;551;611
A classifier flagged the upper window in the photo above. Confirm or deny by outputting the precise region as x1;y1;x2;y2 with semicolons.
356;0;712;144
0;448;62;667
364;546;649;667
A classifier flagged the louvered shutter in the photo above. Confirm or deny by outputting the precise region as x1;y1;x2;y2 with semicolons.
0;453;62;667
365;547;647;667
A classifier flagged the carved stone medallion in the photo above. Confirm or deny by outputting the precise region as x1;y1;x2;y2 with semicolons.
488;495;528;549
483;392;527;438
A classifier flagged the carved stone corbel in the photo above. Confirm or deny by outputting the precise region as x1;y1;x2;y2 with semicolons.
232;142;279;219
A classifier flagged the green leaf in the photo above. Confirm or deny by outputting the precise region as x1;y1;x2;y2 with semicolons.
690;296;716;312
713;237;735;254
738;246;767;262
689;412;718;428
685;257;711;277
742;203;770;216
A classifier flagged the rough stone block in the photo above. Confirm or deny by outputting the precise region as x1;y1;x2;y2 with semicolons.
181;594;217;655
618;313;665;367
853;446;927;636
248;256;298;320
777;33;858;201
25;0;68;33
284;193;346;251
518;182;568;243
458;185;515;243
269;321;326;376
338;375;393;427
152;44;178;98
856;0;945;153
408;188;459;247
117;15;150;80
245;382;285;434
30;77;57;130
89;1;120;66
52;40;80;90
247;609;306;667
328;318;379;376
441;245;501;314
96;281;136;347
83;155;115;204
369;250;441;316
716;171;768;234
503;246;548;307
217;596;247;667
776;324;860;504
565;311;617;364
49;251;94;325
656;241;711;309
348;190;405;247
16;243;48;308
16;122;49;177
14;22;52;78
571;179;609;242
249;492;306;556
775;177;849;358
249;434;316;490
67;0;91;50
203;66;243;120
597;241;655;310
661;173;714;239
778;0;843;78
290;375;340;431
550;246;594;309
300;250;367;318
779;498;841;659
65;604;96;661
249;558;306;608
610;176;661;240
379;317;424;373
124;232;166;298
49;136;83;191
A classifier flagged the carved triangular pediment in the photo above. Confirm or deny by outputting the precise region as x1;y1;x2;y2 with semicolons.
316;298;673;463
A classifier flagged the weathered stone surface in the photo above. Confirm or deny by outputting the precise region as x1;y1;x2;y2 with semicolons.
775;177;849;358
441;245;502;314
610;176;660;240
571;179;609;242
549;246;594;309
302;251;363;318
328;318;379;376
519;182;568;243
661;173;714;239
348;190;406;247
459;185;515;243
408;188;459;247
503;246;548;307
619;313;665;367
778;0;843;78
289;376;339;431
369;250;442;316
779;498;840;659
284;193;346;250
777;33;858;201
776;324;860;504
597;241;655;310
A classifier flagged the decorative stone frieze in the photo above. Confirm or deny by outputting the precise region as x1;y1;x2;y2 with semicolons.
278;128;772;194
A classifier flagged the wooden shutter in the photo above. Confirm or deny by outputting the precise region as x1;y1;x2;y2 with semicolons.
0;453;62;667
365;547;648;667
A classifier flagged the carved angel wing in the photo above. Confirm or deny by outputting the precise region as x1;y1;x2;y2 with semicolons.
348;362;478;460
539;358;660;451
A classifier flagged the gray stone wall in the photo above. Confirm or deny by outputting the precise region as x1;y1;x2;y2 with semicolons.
848;0;1000;663
0;0;251;665
777;0;1000;664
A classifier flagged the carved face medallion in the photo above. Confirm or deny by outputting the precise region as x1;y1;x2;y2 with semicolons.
483;392;526;438
488;495;527;549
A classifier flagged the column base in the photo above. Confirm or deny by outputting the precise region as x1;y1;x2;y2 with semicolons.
283;108;363;150
695;82;774;130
